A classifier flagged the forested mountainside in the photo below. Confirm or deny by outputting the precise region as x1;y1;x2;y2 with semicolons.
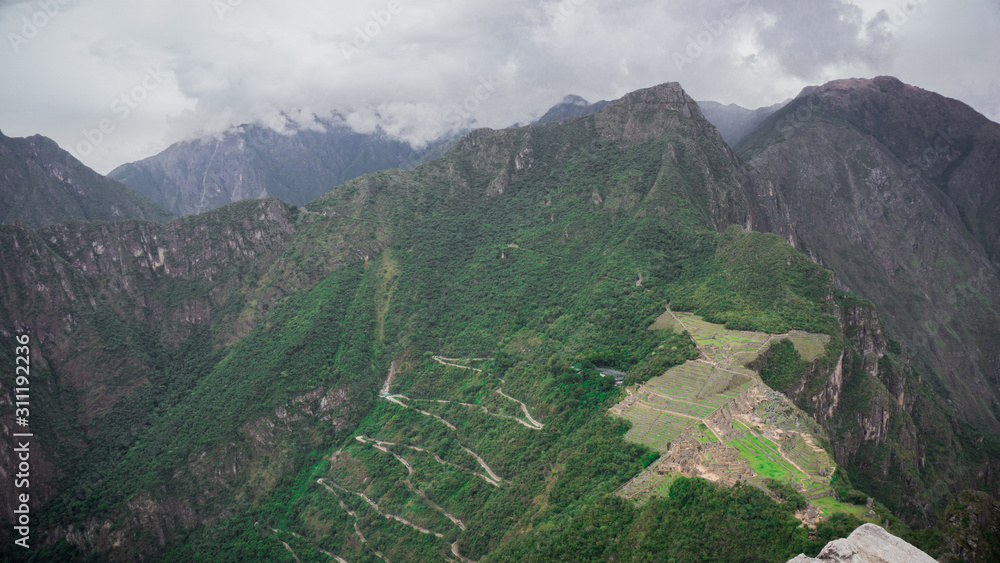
0;130;172;228
108;120;454;217
737;76;1000;435
1;80;997;562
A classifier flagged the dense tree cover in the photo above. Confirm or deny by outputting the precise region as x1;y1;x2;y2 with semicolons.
766;478;808;511
487;477;863;562
752;339;806;392
668;226;838;335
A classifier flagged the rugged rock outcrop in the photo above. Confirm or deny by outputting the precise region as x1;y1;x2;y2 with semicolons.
787;523;935;562
0;198;298;535
738;76;1000;433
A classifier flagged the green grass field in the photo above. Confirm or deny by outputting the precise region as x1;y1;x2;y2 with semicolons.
695;423;717;443
648;310;683;332
787;331;831;362
810;496;879;520
623;407;692;450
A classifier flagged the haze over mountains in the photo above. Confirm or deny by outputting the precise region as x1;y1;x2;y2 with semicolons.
101;95;784;219
107;119;458;217
1;77;998;562
698;99;790;147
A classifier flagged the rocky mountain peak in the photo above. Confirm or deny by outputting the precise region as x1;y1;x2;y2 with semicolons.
560;94;590;106
0;131;173;227
592;82;717;146
613;82;704;119
788;523;935;562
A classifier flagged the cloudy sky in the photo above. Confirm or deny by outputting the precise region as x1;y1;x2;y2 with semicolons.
1;0;998;173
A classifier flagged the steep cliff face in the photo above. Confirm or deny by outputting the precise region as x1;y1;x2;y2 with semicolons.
109;120;450;216
738;77;1000;433
46;384;350;557
940;490;1000;563
768;292;1000;526
0;198;298;537
0;131;172;227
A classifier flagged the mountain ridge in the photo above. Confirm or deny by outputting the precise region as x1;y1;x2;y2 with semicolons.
0;130;173;227
737;75;1000;433
0;78;997;561
108;119;456;217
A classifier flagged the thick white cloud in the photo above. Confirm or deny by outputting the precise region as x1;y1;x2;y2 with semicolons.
0;0;996;173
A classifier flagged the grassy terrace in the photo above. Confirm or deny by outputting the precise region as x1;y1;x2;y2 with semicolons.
724;418;838;502
616;308;852;520
640;393;717;418
623;408;692;450
643;362;753;405
782;434;832;476
671;313;772;366
788;331;831;362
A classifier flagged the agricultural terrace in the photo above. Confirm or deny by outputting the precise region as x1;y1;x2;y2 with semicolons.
617;308;827;452
615;308;856;519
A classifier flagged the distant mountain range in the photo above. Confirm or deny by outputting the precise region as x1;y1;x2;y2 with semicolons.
533;94;612;124
99;96;781;219
534;94;787;147
108;119;457;216
0;130;172;227
697;99;790;146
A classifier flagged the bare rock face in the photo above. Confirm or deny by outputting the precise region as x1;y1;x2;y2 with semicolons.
739;76;1000;434
787;523;935;562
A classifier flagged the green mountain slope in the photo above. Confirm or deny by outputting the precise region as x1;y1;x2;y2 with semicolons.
0;81;995;562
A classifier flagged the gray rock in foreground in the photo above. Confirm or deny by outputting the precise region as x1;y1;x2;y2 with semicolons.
787;523;935;562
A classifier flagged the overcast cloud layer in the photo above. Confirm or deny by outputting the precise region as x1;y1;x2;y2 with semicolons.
1;0;997;173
